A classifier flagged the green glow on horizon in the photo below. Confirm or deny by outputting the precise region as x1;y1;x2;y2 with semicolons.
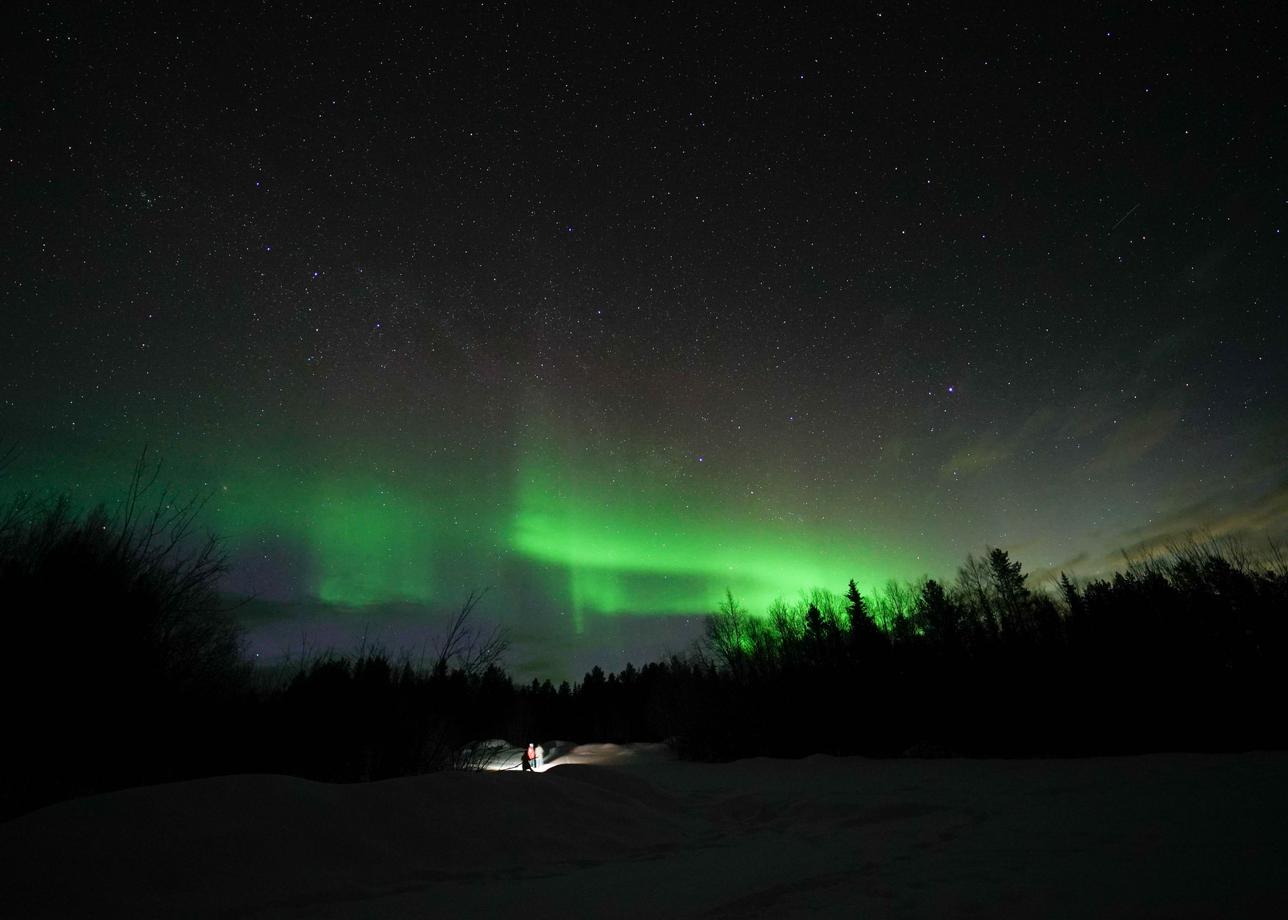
509;429;905;627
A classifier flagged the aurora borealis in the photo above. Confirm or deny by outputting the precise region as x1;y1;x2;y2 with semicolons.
5;4;1284;680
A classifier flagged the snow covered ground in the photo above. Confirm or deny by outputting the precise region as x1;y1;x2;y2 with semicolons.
3;747;1286;917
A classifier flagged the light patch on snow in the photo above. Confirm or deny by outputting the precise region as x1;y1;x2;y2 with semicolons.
474;740;672;773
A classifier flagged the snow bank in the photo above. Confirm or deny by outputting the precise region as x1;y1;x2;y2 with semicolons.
3;749;1286;918
0;754;687;918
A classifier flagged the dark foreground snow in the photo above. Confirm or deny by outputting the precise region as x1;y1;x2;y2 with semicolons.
3;747;1286;918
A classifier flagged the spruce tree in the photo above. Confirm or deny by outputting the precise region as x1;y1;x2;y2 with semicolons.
1058;572;1082;616
846;578;886;662
987;547;1031;630
917;578;959;648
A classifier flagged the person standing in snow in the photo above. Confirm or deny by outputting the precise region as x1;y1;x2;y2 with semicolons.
522;742;537;771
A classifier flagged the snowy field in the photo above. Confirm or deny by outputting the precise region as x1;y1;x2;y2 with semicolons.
3;746;1286;918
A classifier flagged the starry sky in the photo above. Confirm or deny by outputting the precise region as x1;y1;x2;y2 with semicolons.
5;3;1285;681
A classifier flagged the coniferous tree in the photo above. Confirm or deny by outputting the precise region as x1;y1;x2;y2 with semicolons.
916;578;961;649
987;547;1030;631
805;602;824;640
846;578;887;664
845;579;869;630
1058;572;1082;616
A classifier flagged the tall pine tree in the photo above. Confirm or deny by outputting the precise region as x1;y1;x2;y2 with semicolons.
846;578;886;662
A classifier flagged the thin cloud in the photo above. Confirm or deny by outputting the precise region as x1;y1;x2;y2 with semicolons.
940;408;1055;479
1028;470;1288;584
1074;477;1288;574
941;441;1012;476
1087;405;1183;473
1117;481;1288;560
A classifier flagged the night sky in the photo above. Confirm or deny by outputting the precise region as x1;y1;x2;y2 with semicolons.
5;4;1284;681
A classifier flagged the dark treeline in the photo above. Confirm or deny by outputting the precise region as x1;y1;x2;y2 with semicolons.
3;456;1286;818
671;544;1288;760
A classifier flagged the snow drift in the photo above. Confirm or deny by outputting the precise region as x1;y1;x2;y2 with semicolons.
2;746;1286;918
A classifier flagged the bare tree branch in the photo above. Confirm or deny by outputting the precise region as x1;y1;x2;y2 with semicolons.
431;589;509;677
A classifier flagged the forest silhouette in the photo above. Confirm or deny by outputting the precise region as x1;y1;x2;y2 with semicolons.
2;454;1285;819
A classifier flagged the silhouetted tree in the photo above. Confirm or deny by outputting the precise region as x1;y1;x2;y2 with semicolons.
432;588;509;678
987;547;1030;631
705;589;752;676
804;602;824;642
846;578;887;665
1058;572;1082;616
916;578;962;650
0;450;247;815
956;553;998;641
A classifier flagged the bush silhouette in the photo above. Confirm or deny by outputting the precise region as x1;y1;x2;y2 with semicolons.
0;453;245;816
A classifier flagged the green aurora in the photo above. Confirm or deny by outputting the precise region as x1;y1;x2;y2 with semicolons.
511;441;905;630
11;422;920;631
